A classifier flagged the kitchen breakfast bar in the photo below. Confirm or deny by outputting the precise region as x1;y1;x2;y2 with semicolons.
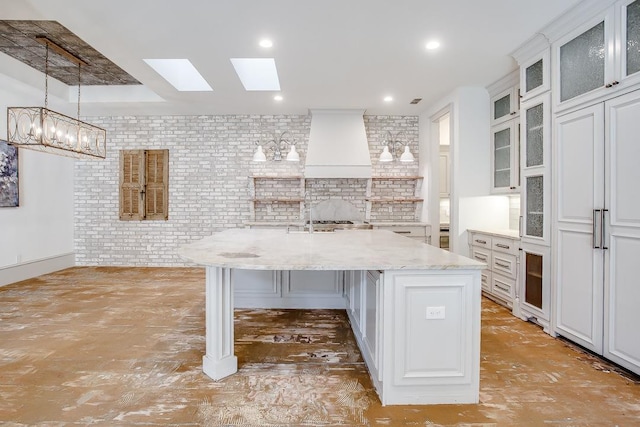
178;228;484;405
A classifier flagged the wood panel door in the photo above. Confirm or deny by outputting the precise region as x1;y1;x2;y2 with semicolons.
554;103;605;353
603;90;640;374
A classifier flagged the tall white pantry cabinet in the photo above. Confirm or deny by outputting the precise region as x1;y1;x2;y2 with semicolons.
513;0;640;375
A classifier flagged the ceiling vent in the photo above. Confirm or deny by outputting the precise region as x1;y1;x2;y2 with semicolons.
410;98;422;105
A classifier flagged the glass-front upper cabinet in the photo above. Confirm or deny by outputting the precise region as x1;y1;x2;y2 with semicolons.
554;0;640;110
491;120;520;194
491;86;520;126
520;49;550;100
622;0;640;79
520;93;551;245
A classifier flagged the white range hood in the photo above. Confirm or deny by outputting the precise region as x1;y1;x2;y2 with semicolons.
304;109;372;178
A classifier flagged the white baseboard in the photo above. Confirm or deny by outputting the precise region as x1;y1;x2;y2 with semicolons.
0;253;75;287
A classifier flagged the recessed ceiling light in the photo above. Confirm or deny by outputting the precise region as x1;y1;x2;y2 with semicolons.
384;96;393;102
259;39;273;48
230;58;281;91
426;40;441;50
143;59;213;91
274;95;283;101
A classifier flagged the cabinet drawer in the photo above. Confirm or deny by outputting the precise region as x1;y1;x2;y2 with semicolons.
481;269;492;293
471;247;491;265
470;233;492;249
491;274;515;301
376;225;426;237
492;236;519;256
492;252;518;279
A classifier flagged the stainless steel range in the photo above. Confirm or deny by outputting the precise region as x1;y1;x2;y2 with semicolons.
307;220;373;232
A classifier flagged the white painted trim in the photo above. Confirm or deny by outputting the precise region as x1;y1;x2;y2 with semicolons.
0;252;75;287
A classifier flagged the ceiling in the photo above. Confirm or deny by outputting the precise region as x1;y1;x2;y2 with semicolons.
0;0;582;116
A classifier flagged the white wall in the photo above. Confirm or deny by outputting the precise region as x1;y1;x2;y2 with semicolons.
420;87;510;257
0;73;76;286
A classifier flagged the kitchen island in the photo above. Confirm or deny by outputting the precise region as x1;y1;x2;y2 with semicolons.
178;228;484;405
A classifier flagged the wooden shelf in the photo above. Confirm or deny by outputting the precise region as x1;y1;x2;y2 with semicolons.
252;198;303;203
371;176;423;180
251;175;303;180
367;198;424;203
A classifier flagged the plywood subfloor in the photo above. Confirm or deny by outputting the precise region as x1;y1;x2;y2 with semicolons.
0;267;638;426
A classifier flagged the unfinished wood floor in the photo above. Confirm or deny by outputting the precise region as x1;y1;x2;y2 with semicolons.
0;267;638;426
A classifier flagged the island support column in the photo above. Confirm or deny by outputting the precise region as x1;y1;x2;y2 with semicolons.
202;266;237;380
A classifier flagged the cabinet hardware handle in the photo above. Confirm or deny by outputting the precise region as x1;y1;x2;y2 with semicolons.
474;255;487;261
475;239;487;244
510;111;517;115
602;209;609;250
519;215;523;238
510;186;516;189
495;283;509;292
394;231;411;234
613;81;620;85
593;209;601;249
606;83;613;88
496;243;510;249
495;261;510;268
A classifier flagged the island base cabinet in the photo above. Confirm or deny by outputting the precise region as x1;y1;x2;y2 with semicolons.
232;269;345;309
348;269;482;405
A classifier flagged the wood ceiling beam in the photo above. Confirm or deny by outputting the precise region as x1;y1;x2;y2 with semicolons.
35;36;89;67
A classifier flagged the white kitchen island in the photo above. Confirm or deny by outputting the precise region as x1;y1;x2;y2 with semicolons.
178;228;484;405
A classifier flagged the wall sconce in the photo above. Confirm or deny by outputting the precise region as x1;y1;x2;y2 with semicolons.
379;130;414;162
252;130;300;162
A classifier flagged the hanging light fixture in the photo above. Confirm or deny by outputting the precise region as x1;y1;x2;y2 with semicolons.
252;130;300;162
6;37;106;159
378;130;415;163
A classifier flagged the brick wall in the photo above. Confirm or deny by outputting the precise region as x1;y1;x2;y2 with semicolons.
74;114;419;266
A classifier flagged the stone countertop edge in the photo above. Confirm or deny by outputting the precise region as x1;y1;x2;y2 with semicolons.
467;228;520;239
244;221;431;227
178;228;484;271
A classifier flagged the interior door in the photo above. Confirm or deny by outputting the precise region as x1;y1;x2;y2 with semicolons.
603;90;640;374
554;104;605;353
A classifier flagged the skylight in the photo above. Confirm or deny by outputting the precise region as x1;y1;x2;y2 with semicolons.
143;59;213;91
230;58;281;91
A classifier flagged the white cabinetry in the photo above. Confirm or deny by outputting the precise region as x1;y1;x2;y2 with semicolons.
518;93;552;330
488;71;520;194
346;269;482;405
372;223;431;244
232;269;345;309
554;89;640;375
469;231;520;309
553;0;640;112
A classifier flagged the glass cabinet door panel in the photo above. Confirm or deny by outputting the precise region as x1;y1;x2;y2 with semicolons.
526;59;544;92
560;21;605;102
526;103;544;167
526;175;544;238
494;94;511;120
494;128;511;188
525;253;543;309
627;0;640;76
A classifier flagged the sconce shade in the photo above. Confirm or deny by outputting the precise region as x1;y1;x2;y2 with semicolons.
7;107;107;159
400;145;415;162
252;145;267;162
379;146;393;162
286;144;300;162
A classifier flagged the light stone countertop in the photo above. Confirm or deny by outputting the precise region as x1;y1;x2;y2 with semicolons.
467;228;520;239
178;228;484;271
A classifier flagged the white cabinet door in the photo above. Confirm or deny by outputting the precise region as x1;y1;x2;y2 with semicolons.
491;120;520;194
554;104;605;353
285;271;342;296
521;94;551;246
603;90;640;373
491;86;520;126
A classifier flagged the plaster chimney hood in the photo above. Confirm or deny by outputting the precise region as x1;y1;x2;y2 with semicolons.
305;109;372;178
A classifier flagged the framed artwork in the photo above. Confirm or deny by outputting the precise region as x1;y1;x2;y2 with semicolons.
0;139;18;207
